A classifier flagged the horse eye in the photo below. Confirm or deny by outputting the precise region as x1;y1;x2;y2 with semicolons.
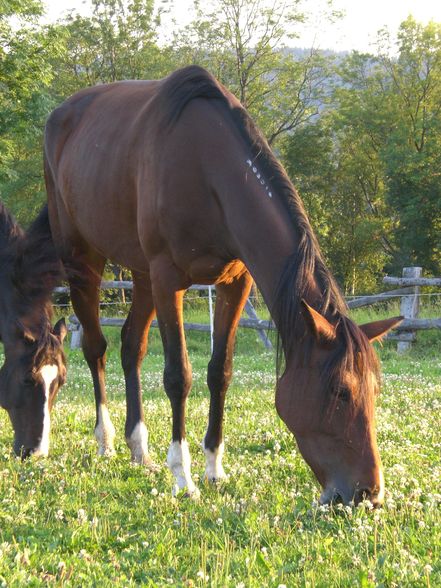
335;387;351;403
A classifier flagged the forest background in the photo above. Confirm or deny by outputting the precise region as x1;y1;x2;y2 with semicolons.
1;0;440;295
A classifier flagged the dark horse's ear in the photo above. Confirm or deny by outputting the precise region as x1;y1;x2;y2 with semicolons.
300;299;337;344
359;316;404;343
0;201;23;251
53;318;68;344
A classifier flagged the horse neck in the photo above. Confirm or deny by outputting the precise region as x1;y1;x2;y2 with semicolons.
212;156;327;331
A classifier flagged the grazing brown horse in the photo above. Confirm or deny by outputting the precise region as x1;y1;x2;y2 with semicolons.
44;66;401;505
0;203;67;457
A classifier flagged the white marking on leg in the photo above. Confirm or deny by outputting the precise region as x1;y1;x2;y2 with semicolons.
33;364;58;457
167;440;199;497
95;404;116;456
126;421;149;464
203;440;226;481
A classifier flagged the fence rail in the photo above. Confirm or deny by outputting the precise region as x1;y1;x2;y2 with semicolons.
59;267;440;353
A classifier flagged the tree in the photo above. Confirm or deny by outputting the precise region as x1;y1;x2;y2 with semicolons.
283;117;388;294
170;0;333;146
378;17;441;273
48;0;169;98
0;0;61;223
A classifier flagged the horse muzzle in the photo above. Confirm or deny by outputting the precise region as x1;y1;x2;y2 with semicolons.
319;482;384;508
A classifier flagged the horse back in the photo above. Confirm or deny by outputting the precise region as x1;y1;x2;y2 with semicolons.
44;69;247;280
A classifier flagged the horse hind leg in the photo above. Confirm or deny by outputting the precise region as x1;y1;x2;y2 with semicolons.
68;252;116;456
121;271;156;466
203;271;253;482
150;256;198;497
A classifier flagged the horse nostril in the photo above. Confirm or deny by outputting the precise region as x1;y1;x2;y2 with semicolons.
21;447;32;460
331;492;344;505
354;488;383;508
353;488;372;505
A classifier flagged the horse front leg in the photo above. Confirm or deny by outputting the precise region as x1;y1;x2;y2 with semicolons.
204;271;253;482
150;257;198;497
121;272;156;466
68;254;116;456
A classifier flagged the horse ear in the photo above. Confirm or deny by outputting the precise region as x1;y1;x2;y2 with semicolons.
53;318;68;344
359;316;404;343
0;201;23;251
300;299;337;344
16;319;37;343
23;329;37;343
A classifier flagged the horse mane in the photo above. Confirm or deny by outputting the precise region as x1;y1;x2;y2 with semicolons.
13;205;63;308
154;65;379;415
0;203;63;368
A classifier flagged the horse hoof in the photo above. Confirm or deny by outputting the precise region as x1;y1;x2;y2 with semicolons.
131;452;154;465
204;470;228;484
184;487;200;500
172;485;200;499
135;455;161;472
97;446;116;457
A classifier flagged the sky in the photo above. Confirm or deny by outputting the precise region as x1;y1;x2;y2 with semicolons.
42;0;441;53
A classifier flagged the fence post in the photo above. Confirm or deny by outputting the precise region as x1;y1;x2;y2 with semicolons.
397;266;422;353
70;324;83;350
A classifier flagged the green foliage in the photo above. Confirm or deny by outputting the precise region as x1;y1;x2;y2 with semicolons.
170;0;331;145
0;1;439;288
0;1;61;224
379;18;441;273
48;0;168;97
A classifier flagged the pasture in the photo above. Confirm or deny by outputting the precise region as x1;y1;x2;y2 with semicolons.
0;305;440;587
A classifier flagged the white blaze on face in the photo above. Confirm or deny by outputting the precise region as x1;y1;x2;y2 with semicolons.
33;364;58;457
203;440;227;481
95;404;116;456
167;439;199;497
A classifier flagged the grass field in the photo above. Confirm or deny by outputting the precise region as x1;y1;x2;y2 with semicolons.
0;301;440;587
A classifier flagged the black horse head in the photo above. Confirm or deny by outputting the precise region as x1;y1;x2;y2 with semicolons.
0;202;67;457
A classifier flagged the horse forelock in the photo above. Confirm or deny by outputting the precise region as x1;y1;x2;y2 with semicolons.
12;205;62;306
322;316;380;421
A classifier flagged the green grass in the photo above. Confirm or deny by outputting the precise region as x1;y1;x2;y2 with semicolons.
0;309;440;587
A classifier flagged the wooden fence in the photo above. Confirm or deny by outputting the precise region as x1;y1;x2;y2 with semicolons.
59;267;440;353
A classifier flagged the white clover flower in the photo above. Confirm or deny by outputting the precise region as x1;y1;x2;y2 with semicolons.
196;570;209;581
77;509;88;524
151;488;159;496
55;509;64;521
78;549;89;560
424;564;433;575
